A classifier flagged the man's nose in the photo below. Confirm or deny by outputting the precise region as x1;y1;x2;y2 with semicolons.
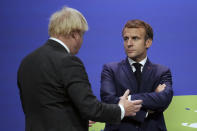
127;39;133;47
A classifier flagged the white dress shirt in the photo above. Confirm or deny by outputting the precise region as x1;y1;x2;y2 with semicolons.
127;56;147;100
128;56;149;117
128;57;147;72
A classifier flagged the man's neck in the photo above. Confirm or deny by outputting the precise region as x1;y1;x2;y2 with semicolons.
50;36;72;53
54;35;75;53
56;36;71;48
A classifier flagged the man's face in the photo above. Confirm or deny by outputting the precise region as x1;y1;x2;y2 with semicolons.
123;27;152;62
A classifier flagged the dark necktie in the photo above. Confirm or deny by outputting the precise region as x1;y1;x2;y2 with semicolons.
133;63;142;90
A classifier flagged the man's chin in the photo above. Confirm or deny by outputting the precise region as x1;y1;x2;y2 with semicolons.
127;54;136;59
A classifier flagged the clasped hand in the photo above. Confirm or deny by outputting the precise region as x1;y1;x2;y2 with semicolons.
119;89;142;116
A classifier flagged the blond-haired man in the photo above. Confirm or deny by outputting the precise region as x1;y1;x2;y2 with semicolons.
17;7;142;131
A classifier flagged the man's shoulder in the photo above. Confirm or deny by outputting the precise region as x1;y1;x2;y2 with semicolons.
19;44;46;64
102;60;127;73
103;59;125;68
20;41;83;68
150;62;170;72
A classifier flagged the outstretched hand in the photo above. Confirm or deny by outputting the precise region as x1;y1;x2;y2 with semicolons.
119;89;143;116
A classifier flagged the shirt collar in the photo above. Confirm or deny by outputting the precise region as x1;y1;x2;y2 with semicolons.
128;56;147;72
49;37;70;53
128;57;147;66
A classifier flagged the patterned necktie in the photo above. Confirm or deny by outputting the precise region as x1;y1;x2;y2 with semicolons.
133;63;142;90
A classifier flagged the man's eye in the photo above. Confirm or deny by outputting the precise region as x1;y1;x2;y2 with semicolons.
124;37;129;41
133;37;138;40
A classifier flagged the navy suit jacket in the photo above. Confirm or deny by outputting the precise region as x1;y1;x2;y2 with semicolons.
100;58;173;131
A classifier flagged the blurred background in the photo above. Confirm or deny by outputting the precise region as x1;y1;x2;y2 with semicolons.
1;0;197;130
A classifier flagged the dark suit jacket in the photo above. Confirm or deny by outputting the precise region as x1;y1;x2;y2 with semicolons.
17;39;121;131
100;58;173;131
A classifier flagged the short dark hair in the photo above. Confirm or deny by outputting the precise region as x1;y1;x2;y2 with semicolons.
122;19;153;41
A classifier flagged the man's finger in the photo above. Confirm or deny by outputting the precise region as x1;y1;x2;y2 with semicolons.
131;112;136;116
122;89;130;98
132;100;143;105
133;105;142;111
89;120;96;124
162;84;166;88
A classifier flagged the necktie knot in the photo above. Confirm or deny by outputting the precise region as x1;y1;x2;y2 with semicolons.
133;63;142;72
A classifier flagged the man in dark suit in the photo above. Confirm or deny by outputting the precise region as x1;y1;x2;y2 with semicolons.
17;7;143;131
100;19;173;131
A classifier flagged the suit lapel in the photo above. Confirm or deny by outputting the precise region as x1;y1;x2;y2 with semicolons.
140;58;153;92
121;58;138;93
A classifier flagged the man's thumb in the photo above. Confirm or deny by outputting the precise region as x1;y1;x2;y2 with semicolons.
122;89;130;98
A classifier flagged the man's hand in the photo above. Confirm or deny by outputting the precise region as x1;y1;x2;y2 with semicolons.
88;120;96;127
119;89;142;116
155;84;166;93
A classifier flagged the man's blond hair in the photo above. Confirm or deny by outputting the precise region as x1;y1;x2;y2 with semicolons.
49;6;88;37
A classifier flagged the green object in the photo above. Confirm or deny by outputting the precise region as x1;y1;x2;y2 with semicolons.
89;95;197;131
89;122;105;131
164;95;197;131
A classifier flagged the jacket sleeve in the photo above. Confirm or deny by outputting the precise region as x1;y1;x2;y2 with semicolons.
131;69;173;112
60;56;121;124
100;64;147;123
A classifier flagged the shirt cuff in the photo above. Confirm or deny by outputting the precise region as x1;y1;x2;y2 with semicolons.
128;95;131;101
118;104;125;120
146;112;149;118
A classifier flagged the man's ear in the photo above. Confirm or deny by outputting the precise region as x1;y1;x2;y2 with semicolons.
70;31;79;40
145;39;152;49
70;31;77;39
